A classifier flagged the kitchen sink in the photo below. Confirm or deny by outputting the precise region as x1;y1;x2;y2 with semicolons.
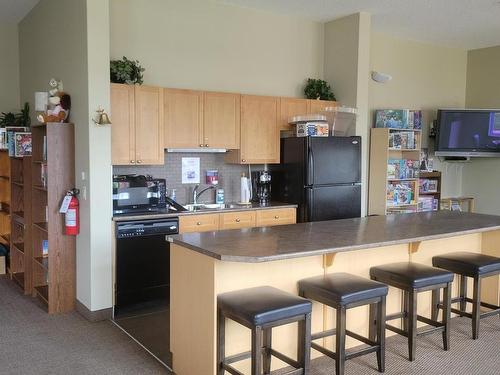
182;203;249;212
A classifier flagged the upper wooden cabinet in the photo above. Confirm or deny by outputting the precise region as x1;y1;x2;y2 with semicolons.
279;97;309;130
203;92;240;149
163;89;240;150
111;84;164;165
163;88;203;148
226;95;280;164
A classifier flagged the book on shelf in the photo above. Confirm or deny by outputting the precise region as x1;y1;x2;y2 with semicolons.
14;132;32;157
5;127;28;156
419;179;438;193
418;196;439;212
40;163;48;187
42;135;47;161
389;131;416;149
387;159;420;179
42;240;49;257
386;181;416;206
375;109;423;129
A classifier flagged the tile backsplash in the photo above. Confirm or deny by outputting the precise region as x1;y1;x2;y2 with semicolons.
113;152;258;204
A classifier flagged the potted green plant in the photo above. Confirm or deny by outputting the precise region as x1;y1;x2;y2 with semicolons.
304;78;336;101
15;102;31;128
110;56;145;85
0;112;16;127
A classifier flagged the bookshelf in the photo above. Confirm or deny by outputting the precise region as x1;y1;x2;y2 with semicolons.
368;127;422;215
31;123;76;314
0;150;11;266
418;171;441;212
9;156;32;293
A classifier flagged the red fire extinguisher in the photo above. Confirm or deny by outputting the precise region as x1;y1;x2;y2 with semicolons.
65;189;80;236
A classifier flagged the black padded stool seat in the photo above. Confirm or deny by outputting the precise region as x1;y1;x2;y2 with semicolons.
298;272;388;306
217;286;312;375
370;262;454;362
299;273;388;375
432;252;500;339
433;252;500;277
370;262;454;289
218;286;312;327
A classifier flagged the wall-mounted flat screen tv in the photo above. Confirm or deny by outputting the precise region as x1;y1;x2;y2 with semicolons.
435;109;500;157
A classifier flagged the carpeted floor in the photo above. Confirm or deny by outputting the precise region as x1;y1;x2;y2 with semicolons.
1;274;500;374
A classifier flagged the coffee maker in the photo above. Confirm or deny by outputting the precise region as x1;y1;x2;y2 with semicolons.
251;170;272;205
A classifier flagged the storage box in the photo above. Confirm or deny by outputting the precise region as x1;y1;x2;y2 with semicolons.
296;122;329;137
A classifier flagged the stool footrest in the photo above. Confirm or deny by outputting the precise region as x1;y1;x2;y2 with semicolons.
417;315;443;328
269;348;300;369
311;341;380;361
311;328;336;341
222;363;245;375
386;324;407;337
481;309;500;319
418;325;445;337
311;328;377;347
386;312;406;321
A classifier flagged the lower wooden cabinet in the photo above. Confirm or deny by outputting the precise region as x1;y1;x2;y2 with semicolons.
179;208;296;233
179;213;219;234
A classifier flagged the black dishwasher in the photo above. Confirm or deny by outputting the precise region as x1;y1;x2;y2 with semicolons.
114;217;179;318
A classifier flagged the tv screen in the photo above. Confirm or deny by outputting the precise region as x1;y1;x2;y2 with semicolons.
436;110;500;156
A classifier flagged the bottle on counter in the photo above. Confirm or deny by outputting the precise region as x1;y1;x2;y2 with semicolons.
240;173;251;203
216;189;225;204
170;189;177;201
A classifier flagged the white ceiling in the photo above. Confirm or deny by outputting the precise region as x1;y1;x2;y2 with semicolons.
220;0;500;50
0;0;39;23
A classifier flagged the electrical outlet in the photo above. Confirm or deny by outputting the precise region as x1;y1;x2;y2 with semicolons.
82;186;87;200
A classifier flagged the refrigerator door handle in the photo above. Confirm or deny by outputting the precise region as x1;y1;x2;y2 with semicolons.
306;188;313;222
307;147;314;186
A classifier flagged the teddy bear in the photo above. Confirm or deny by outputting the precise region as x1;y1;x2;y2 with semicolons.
36;79;71;123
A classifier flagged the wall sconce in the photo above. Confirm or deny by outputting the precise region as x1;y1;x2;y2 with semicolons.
371;71;392;83
93;107;112;125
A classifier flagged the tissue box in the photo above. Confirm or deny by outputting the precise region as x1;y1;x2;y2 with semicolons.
296;122;329;137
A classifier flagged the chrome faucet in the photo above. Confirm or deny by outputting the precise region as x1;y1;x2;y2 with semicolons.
192;184;216;205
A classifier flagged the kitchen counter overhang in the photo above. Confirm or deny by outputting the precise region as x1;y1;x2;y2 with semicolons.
169;211;500;262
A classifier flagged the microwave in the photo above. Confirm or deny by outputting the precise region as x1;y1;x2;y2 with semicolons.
113;175;167;215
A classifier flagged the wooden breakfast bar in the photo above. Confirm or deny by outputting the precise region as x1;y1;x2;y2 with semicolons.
169;211;500;375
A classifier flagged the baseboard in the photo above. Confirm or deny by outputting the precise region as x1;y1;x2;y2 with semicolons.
76;299;112;322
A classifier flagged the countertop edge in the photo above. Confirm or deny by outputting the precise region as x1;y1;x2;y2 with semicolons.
171;224;500;263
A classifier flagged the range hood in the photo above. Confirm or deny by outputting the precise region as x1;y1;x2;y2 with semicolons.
166;148;227;153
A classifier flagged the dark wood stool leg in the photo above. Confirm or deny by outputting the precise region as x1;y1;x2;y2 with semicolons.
336;306;347;375
472;275;481;340
442;282;452;351
369;303;377;342
431;288;440;321
298;312;312;374
459;275;468;313
217;308;225;375
263;328;272;374
402;291;409;333
408;290;417;361
376;296;386;373
251;326;263;375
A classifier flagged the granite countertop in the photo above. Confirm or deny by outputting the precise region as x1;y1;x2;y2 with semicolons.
112;202;297;222
169;211;500;262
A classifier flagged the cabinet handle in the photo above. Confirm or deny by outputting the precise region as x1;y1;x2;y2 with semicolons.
242;159;246;162
205;144;209;147
197;222;202;226
274;215;280;219
199;144;204;147
130;160;136;164
235;218;241;223
137;160;142;164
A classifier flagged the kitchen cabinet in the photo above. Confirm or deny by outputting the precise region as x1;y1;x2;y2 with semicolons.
164;89;240;150
308;99;337;114
203;92;240;149
226;95;280;164
179;213;219;234
256;208;296;227
219;211;256;230
111;84;164;165
279;97;309;131
164;88;203;149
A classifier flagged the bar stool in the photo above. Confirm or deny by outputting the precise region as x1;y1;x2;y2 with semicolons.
369;262;454;361
432;252;500;339
217;286;312;375
298;273;389;375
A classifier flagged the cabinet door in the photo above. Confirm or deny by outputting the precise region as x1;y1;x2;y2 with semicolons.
219;211;256;230
279;97;309;130
308;99;337;114
134;85;164;165
179;214;220;233
164;88;203;148
203;92;240;149
239;95;280;164
111;84;135;165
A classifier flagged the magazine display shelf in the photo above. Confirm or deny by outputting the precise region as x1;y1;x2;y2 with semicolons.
368;127;422;215
0;150;11;258
30;123;76;314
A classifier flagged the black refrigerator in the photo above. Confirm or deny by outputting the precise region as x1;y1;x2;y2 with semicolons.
271;136;361;222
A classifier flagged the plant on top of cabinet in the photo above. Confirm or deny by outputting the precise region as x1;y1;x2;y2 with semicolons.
304;78;336;101
110;57;145;85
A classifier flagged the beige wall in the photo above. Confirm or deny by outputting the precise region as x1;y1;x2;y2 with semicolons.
369;32;468;197
19;0;112;312
109;0;324;97
462;46;500;215
0;23;20;112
